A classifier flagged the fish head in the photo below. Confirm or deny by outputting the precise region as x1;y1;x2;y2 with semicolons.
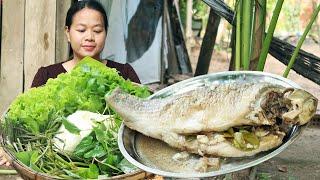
282;89;318;125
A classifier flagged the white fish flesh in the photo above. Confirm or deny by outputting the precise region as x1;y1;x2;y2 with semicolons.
106;82;317;157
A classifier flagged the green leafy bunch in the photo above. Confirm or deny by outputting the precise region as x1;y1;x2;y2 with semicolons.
72;114;130;177
5;57;150;134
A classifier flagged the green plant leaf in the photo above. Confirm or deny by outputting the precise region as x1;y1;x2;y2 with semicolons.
63;169;82;179
88;164;99;179
74;135;95;156
15;151;34;166
84;145;106;159
118;158;138;173
29;151;43;172
62;118;80;135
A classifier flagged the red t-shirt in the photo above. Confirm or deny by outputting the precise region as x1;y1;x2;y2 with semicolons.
31;60;140;87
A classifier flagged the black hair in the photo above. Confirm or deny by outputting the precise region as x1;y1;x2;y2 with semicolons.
65;0;108;30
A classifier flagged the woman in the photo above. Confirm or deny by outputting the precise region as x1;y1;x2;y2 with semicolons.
1;0;140;166
31;0;140;87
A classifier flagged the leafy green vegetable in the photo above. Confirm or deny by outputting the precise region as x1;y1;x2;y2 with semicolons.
73;115;124;176
62;118;80;135
118;158;139;173
73;135;95;157
15;151;34;166
62;169;82;179
29;151;43;172
76;164;99;179
2;56;151;178
84;145;106;159
5;56;150;134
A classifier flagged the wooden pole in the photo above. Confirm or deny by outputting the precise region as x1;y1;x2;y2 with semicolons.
185;0;193;54
165;0;180;76
229;27;236;71
56;0;72;63
0;0;25;115
194;8;221;76
24;0;56;89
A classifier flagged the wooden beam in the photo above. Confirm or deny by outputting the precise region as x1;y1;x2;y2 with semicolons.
194;8;221;76
0;0;25;115
185;0;193;54
229;27;236;71
56;0;72;63
164;0;180;76
24;0;56;89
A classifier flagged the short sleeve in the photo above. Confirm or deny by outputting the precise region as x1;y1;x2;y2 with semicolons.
31;67;47;88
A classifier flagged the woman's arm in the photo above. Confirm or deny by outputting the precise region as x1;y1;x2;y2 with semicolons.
0;148;10;166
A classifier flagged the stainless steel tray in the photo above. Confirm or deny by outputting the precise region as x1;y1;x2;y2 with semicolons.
118;71;307;178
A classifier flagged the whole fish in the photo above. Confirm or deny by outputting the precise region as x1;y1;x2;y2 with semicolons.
106;82;317;156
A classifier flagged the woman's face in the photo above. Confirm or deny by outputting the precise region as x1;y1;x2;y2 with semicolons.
66;8;106;61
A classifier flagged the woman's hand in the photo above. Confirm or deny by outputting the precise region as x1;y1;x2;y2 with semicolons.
0;148;11;166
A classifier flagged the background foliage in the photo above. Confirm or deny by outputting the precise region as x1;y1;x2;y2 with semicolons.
178;0;320;41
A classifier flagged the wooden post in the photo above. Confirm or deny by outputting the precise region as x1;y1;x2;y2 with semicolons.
56;0;72;63
194;8;221;76
229;27;236;71
24;0;56;89
185;0;193;54
164;0;180;76
0;0;25;115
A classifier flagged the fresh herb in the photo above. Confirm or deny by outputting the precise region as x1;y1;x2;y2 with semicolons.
62;118;80;135
5;56;150;134
2;57;151;178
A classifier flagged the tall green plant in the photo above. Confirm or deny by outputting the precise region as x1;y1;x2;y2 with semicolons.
235;0;242;70
257;0;284;71
283;4;320;77
241;0;254;70
234;0;255;70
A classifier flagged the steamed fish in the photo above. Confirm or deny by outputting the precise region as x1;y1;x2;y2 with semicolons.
106;82;317;157
155;127;285;157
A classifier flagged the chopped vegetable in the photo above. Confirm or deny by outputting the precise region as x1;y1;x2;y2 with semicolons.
233;130;260;151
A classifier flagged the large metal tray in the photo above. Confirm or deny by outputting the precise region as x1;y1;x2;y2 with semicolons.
118;71;308;178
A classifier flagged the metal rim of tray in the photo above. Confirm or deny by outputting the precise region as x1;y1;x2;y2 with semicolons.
118;71;308;178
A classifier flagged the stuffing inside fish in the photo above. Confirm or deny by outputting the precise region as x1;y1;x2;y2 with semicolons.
106;82;317;157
